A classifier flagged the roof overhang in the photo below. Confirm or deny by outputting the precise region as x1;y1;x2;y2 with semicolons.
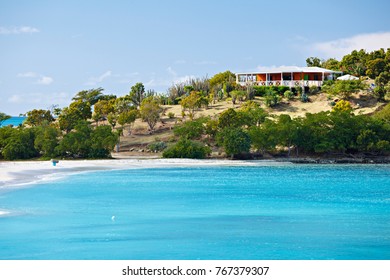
236;66;343;75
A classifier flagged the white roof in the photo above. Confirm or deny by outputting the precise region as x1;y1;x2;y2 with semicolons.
236;66;342;75
337;74;359;80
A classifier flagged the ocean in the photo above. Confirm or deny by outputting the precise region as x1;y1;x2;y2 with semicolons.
0;164;389;260
0;116;26;127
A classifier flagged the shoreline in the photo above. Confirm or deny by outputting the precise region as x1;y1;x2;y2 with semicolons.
1;156;389;189
0;158;289;189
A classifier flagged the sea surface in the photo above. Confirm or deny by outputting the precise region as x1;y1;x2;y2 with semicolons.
0;164;389;260
0;116;26;127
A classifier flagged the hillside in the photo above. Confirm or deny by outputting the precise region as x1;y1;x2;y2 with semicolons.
114;90;385;158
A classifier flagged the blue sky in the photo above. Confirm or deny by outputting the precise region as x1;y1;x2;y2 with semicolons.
1;0;390;115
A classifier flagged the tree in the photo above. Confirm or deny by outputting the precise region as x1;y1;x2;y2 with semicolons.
238;101;267;127
340;49;368;76
117;109;138;135
114;96;134;114
180;91;202;120
0;112;11;127
217;127;251;158
129;82;145;107
356;129;379;152
218;108;243;129
306;57;322;67
139;97;162;132
275;114;298;156
162;137;210;159
374;71;390;101
34;125;60;158
56;121;117;158
322;58;340;71
58;100;92;133
72;88;106;105
248;119;278;155
25;109;54;126
93;99;116;125
57;121;92;157
88;125;119;158
295;112;333;154
366;58;386;79
1;128;37;160
173;117;207;139
332;100;353;113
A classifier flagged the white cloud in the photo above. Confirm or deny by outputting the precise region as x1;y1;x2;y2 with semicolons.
85;70;112;86
0;26;39;35
311;32;390;59
17;72;53;85
37;76;54;85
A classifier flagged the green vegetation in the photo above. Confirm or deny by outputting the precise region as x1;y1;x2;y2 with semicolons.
162;137;211;159
322;80;366;100
306;48;390;100
140;97;162;132
1;48;390;161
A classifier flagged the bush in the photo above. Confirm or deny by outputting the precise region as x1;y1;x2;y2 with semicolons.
1;128;37;160
264;89;281;107
274;86;289;94
309;85;320;95
173;118;207;139
301;92;309;102
216;127;251;158
253;86;289;97
167;112;175;119
284;90;294;100
147;141;167;152
253;86;267;97
162;137;211;159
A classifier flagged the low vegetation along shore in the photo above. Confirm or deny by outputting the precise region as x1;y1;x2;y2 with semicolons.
1;48;390;163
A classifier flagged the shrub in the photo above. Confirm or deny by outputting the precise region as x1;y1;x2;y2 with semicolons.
168;112;175;119
301;92;309;102
147;141;167;152
216;127;251;158
309;85;320;95
173;118;207;139
162;137;211;159
274;86;289;94
253;86;267;97
264;89;281;107
284;90;294;100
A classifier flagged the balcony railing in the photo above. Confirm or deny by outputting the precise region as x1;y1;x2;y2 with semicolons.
237;80;324;87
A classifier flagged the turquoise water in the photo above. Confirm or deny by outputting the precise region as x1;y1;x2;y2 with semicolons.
0;116;26;127
0;164;389;260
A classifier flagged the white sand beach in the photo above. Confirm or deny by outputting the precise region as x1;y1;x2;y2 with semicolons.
0;159;286;190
